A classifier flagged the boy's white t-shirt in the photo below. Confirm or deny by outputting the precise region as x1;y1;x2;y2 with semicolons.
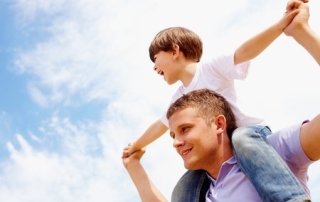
161;52;266;127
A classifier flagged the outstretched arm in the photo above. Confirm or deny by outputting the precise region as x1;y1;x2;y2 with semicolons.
285;0;320;160
123;119;168;158
122;147;168;202
233;0;308;65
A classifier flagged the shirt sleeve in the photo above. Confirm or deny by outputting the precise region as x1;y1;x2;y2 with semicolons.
267;122;313;171
204;52;250;81
160;87;185;127
160;112;169;127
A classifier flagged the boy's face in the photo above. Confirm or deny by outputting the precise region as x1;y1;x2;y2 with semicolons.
153;51;180;85
168;107;221;171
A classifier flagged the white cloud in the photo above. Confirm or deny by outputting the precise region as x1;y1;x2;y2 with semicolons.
0;115;133;202
3;0;320;201
27;83;49;107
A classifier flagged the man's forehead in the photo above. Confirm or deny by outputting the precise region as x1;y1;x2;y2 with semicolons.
168;108;197;127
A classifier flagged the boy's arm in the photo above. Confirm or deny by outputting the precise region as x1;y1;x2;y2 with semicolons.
234;6;300;65
123;119;168;157
122;148;168;202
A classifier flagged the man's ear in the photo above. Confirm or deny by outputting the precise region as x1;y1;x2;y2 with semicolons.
214;115;227;134
172;44;180;60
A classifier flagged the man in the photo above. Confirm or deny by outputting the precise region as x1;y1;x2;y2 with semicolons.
122;0;320;201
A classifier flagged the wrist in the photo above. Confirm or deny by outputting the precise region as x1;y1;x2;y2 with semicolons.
125;159;141;170
273;22;286;33
291;23;310;39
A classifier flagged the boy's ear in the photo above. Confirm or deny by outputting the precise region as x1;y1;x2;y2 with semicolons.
172;44;180;59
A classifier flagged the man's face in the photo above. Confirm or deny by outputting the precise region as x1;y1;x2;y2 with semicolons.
168;107;220;171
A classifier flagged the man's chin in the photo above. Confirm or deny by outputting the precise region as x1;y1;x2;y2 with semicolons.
184;161;196;170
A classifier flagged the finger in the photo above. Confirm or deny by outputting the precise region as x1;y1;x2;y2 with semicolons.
122;151;130;158
285;9;300;20
286;0;303;11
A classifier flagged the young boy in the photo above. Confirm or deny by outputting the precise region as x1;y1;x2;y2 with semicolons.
123;0;309;201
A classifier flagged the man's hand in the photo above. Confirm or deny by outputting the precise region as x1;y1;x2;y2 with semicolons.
284;0;310;36
122;144;146;169
122;142;138;158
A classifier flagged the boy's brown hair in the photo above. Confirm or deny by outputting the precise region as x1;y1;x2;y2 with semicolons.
149;27;203;63
166;89;237;139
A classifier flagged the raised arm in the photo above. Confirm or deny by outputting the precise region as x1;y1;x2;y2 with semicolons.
122;147;168;202
284;0;320;65
285;0;320;160
233;1;307;65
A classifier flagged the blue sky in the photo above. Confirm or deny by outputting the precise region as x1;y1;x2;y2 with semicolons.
0;0;320;201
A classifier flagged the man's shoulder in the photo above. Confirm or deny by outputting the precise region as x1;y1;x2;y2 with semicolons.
267;123;301;153
267;122;311;167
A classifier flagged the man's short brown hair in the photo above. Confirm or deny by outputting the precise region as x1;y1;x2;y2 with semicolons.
166;89;237;139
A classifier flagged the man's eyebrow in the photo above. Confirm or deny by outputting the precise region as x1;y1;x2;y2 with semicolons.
169;123;191;137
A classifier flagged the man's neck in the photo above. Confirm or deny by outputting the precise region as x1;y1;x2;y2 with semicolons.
206;146;234;179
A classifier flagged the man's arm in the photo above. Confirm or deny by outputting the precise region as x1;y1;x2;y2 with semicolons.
300;115;320;161
122;147;168;202
292;26;320;65
286;0;320;160
291;2;320;159
233;1;307;65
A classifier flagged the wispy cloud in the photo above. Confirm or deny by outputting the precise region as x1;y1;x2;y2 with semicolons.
1;0;320;201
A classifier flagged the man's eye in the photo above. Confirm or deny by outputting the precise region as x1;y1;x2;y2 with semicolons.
182;127;189;133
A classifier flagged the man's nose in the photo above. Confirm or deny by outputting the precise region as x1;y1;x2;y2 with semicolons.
173;136;184;148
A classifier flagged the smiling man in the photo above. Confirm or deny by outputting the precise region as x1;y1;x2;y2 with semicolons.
167;89;316;202
122;1;320;201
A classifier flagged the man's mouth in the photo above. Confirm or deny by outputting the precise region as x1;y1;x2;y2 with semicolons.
180;149;192;156
157;70;164;75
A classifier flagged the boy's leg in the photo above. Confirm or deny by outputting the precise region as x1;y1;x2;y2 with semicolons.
232;125;310;202
171;170;210;202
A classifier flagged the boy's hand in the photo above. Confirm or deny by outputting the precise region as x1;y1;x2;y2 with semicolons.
284;0;310;36
122;146;146;169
